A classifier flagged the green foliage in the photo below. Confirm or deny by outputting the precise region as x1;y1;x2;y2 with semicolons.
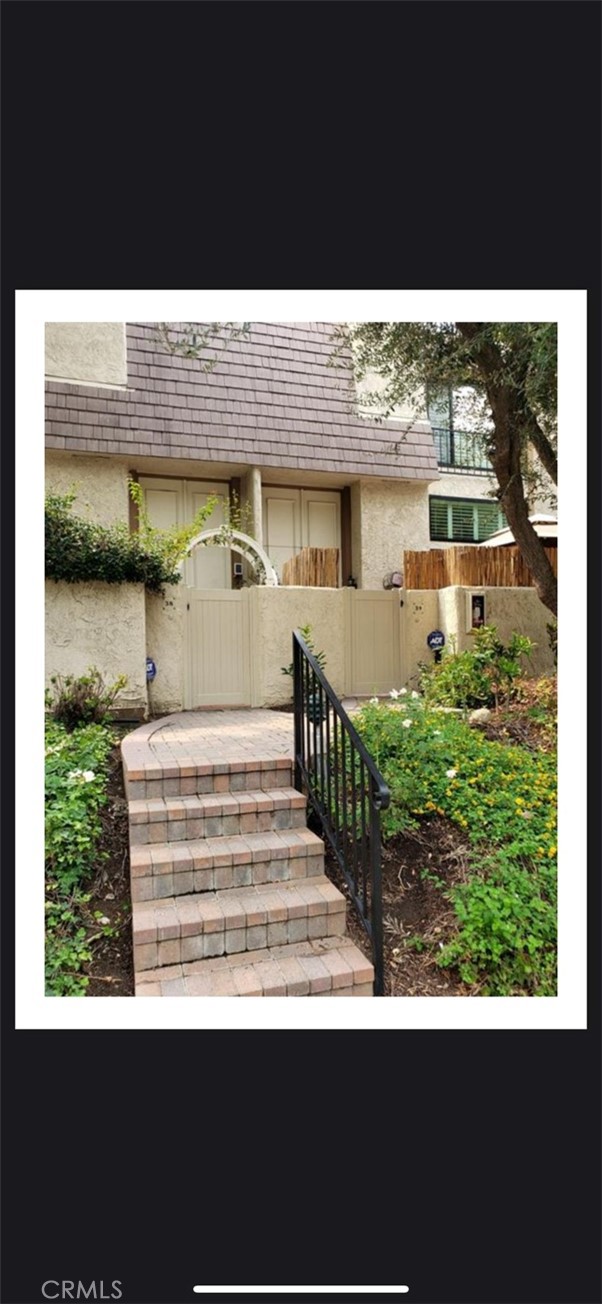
282;624;327;678
45;667;127;731
45;720;114;995
437;852;557;995
155;321;251;366
45;487;217;594
128;478;217;574
334;320;558;616
419;625;534;710
354;693;557;994
546;618;558;666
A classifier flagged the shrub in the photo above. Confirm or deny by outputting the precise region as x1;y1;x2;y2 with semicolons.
45;487;217;594
45;667;127;731
45;719;114;994
354;693;557;994
420;625;534;710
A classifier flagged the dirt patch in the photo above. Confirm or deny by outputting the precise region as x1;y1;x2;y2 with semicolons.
320;815;473;996
85;737;134;997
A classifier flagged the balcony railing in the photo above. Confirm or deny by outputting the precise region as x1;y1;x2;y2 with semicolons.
432;426;491;473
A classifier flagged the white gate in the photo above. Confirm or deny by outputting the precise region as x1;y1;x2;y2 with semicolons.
184;590;252;708
346;590;405;696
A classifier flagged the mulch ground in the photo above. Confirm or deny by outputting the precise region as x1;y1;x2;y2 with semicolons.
321;817;473;996
85;732;134;997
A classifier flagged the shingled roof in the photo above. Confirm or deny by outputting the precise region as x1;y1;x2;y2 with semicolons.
45;321;439;481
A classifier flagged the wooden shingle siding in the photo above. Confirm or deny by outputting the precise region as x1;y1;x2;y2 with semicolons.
45;322;439;481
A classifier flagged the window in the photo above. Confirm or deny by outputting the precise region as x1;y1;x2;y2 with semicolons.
427;384;491;473
430;496;506;543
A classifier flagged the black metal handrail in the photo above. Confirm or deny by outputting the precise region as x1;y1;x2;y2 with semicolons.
292;630;390;996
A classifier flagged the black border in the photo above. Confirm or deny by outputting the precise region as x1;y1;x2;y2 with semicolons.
2;2;601;1303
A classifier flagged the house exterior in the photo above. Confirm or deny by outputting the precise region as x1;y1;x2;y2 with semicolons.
45;321;555;713
45;321;440;589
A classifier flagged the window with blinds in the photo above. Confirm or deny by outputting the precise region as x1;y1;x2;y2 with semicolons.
430;496;506;543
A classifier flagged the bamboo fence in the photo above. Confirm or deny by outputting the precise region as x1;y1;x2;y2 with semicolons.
403;544;558;590
281;547;340;587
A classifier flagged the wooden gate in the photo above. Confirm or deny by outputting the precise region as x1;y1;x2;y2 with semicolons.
184;589;252;708
345;590;405;696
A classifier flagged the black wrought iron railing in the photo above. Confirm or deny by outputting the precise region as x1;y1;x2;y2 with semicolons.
432;425;491;473
292;630;390;996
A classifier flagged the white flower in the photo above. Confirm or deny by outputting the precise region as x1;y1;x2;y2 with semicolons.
446;768;457;779
399;687;408;695
433;730;441;736
369;697;379;706
82;771;95;782
411;690;420;699
67;769;95;782
402;718;412;729
389;689;400;700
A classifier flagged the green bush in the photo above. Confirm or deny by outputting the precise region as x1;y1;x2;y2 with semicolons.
420;625;534;710
354;693;557;994
45;719;114;994
46;667;127;731
45;487;217;594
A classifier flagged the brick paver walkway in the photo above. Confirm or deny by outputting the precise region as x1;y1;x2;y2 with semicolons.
122;711;374;997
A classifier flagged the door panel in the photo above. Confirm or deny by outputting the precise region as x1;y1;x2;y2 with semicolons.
138;477;230;589
186;488;228;589
262;491;301;580
262;486;341;582
346;590;405;695
185;590;251;707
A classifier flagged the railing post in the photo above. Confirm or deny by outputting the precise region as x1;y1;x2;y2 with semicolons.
293;633;302;793
370;794;385;996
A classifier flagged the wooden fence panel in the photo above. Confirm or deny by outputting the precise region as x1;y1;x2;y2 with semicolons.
403;544;557;590
281;547;340;587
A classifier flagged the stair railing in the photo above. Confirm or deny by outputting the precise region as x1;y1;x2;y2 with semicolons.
292;630;390;995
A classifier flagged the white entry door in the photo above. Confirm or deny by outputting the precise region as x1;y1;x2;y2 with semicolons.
262;486;341;581
138;477;230;589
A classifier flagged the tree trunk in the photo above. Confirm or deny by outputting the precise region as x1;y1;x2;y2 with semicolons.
455;324;558;617
489;402;558;616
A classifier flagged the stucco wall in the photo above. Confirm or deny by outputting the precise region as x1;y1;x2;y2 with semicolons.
358;479;431;590
436;585;554;676
404;590;440;687
45;322;127;387
45;452;131;526
145;588;185;714
251;586;346;707
45;581;147;711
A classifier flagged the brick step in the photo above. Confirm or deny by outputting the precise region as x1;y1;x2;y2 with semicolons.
133;876;345;971
136;936;374;997
130;827;325;903
124;756;293;801
128;787;307;846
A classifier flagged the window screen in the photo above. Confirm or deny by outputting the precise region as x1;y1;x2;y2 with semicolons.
430;497;506;543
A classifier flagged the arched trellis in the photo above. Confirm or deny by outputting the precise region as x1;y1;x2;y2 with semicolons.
180;528;279;586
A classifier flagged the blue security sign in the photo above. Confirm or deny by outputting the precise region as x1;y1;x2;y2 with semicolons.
146;657;157;682
427;630;445;651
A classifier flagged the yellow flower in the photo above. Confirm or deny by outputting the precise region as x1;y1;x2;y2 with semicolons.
548;845;557;856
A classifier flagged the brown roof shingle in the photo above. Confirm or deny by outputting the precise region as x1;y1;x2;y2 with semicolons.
45;321;438;481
